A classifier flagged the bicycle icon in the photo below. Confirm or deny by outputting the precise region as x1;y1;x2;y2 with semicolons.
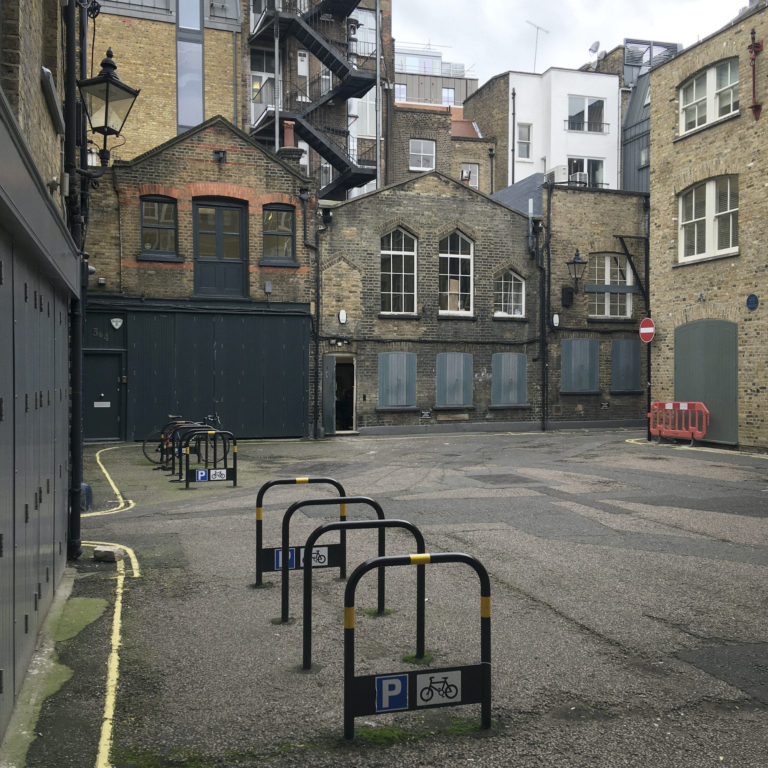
419;675;459;703
311;549;327;566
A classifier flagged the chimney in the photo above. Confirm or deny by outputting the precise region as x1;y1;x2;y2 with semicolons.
283;120;296;147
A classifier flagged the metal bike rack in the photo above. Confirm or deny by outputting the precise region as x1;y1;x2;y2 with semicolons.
301;518;426;670
254;477;347;586
279;496;385;624
181;430;237;488
343;552;492;739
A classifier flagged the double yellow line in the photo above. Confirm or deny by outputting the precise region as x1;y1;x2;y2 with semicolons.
82;447;141;767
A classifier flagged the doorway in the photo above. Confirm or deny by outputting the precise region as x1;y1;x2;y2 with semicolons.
84;352;123;439
335;358;355;432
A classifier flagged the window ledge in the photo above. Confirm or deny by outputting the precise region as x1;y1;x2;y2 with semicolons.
375;406;420;412
493;314;528;322
432;405;475;411
587;317;635;324
259;259;300;268
437;314;476;321
610;390;643;395
674;251;739;267
489;403;531;410
378;313;421;320
137;252;184;263
674;110;740;142
560;390;602;396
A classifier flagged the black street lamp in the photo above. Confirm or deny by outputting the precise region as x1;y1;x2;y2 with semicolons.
566;249;588;292
78;48;139;167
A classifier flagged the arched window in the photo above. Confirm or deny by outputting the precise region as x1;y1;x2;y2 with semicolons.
493;269;524;317
438;231;473;314
380;228;417;313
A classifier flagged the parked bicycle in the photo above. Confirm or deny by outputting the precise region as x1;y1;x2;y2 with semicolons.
142;412;227;467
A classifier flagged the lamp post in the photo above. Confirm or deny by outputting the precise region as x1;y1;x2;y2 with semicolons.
566;249;588;292
78;48;140;167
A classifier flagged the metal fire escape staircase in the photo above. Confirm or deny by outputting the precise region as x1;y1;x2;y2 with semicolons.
249;0;376;197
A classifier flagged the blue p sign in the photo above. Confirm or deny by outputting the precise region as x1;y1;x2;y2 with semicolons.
196;470;208;482
376;674;408;712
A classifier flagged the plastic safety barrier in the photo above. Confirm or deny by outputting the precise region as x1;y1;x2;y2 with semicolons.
648;401;710;443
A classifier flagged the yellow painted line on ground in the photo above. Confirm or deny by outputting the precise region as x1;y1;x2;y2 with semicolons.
83;446;136;517
80;542;141;768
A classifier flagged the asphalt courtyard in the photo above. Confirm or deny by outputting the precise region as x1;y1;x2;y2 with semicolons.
3;428;768;767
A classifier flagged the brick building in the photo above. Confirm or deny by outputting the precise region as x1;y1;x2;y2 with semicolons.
84;116;317;440
648;0;768;450
318;172;539;433
543;184;649;426
389;103;496;195
92;0;393;200
1;0;81;738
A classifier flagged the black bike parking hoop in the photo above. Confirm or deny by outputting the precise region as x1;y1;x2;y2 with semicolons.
301;519;427;671
182;431;237;488
255;477;347;587
343;552;491;740
279;496;385;624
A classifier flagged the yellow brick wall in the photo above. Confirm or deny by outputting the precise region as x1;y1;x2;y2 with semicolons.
649;4;768;450
91;16;238;162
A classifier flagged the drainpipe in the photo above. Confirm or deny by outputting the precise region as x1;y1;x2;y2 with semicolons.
300;189;327;439
375;0;381;188
274;16;280;151
644;196;651;442
542;181;554;433
65;0;84;559
488;147;495;194
511;87;516;185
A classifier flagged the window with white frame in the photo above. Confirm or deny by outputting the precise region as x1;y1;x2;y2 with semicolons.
394;82;406;102
679;176;739;261
380;229;417;313
586;253;634;318
439;231;473;313
409;138;435;171
680;59;739;134
493;269;524;316
568;95;606;132
442;87;455;106
460;162;479;188
351;88;377;138
517;123;531;159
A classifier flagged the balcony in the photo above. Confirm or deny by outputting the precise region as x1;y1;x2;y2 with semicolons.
565;119;610;134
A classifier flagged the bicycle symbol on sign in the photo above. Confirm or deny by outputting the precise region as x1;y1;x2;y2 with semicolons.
311;549;327;565
419;675;459;703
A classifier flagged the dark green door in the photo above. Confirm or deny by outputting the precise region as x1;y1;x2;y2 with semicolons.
674;319;738;445
84;353;123;439
194;201;247;296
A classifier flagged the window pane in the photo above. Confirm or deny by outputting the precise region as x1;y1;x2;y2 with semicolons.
198;232;216;259
198;206;216;231
587;98;604;131
221;209;240;233
177;40;203;127
263;233;292;260
156;229;176;252
142;201;159;225
178;0;201;29
221;234;240;259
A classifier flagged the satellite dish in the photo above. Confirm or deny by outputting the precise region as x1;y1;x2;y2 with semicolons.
589;40;600;55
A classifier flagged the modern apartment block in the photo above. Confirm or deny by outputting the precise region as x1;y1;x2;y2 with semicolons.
393;44;478;107
648;0;768;450
464;66;621;193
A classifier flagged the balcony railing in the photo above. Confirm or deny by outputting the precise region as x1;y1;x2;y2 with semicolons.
565;119;610;134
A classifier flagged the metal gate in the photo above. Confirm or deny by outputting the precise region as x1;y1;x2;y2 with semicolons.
674;319;738;445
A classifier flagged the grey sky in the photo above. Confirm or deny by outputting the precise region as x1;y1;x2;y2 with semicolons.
392;1;746;85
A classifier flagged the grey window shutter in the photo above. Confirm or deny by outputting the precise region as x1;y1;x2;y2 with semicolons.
437;352;472;406
561;339;599;393
492;352;526;405
611;339;641;392
378;352;416;407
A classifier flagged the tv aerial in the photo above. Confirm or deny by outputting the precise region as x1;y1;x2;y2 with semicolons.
526;20;550;72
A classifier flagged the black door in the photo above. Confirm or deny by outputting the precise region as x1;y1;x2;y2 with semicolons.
194;200;247;296
84;353;123;439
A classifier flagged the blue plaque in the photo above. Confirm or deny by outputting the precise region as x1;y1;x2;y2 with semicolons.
747;294;758;311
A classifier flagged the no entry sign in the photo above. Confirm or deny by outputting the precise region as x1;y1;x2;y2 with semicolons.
639;317;655;343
